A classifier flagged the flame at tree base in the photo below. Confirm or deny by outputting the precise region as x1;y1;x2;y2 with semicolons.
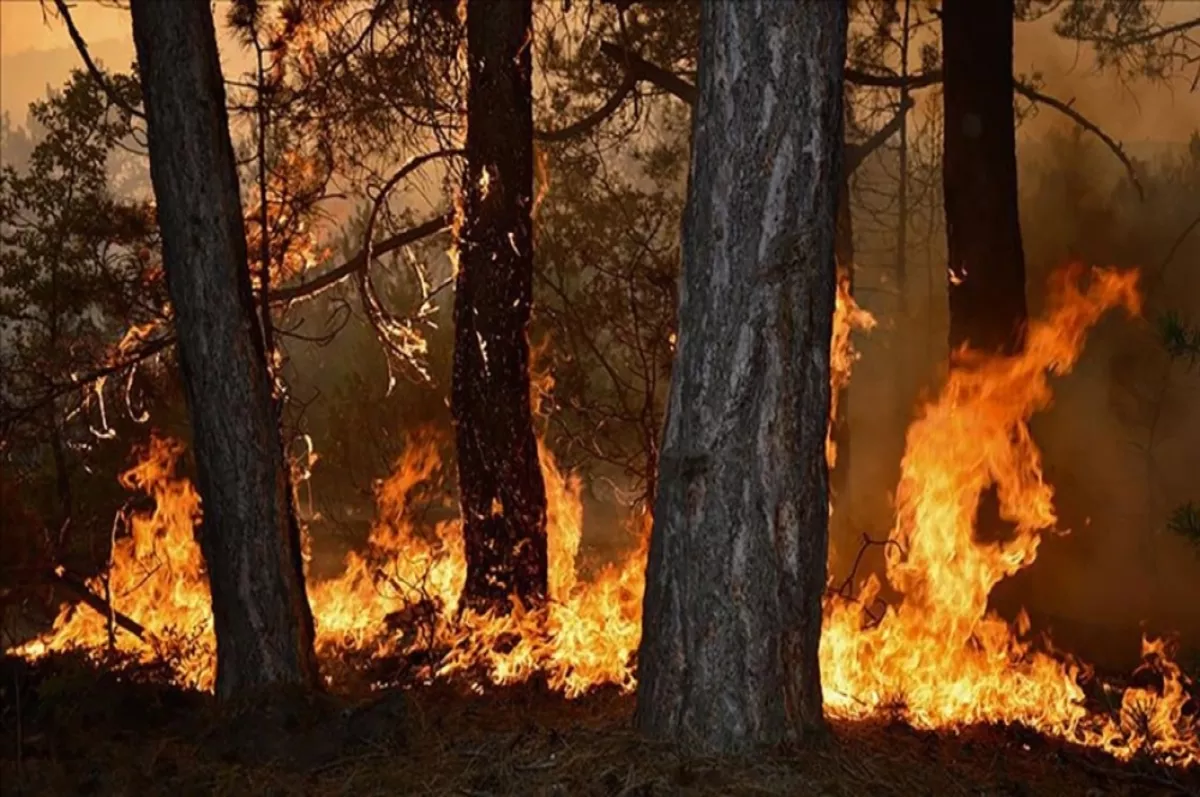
10;266;1197;768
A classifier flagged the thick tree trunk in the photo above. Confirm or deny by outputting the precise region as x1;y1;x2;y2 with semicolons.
130;0;320;700
452;0;548;613
635;2;846;753
942;0;1027;355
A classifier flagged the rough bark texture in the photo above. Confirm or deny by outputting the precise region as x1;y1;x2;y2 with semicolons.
635;2;846;754
942;0;1028;356
130;0;320;700
452;0;548;613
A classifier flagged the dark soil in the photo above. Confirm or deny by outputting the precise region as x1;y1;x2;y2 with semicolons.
1;652;1197;797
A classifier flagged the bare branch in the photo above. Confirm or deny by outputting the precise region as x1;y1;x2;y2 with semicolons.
535;72;638;142
844;67;944;89
49;567;150;643
272;214;453;303
51;0;146;120
1;335;174;432
598;40;697;105
271;149;464;303
845;95;914;174
1013;82;1145;199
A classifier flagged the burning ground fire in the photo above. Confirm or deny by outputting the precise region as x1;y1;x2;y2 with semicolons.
10;266;1198;768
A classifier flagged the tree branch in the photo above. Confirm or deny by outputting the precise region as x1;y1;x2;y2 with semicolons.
1013;82;1144;199
0;335;175;432
51;0;146;120
840;64;1144;199
535;72;638;142
271;149;461;304
598;40;697;105
270;213;453;303
50;567;150;643
845;95;914;174
844;66;945;89
1067;15;1200;49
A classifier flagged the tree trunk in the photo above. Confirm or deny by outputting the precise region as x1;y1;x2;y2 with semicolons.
130;0;320;700
635;1;846;753
452;0;548;613
942;0;1027;355
896;0;912;310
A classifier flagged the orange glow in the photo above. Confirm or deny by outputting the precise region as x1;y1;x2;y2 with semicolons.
15;436;214;690
822;266;1195;766
10;265;1196;768
828;269;876;470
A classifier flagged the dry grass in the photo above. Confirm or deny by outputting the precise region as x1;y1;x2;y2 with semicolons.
1;653;1197;797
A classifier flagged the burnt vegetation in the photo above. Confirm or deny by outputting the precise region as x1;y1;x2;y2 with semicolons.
1;0;1199;794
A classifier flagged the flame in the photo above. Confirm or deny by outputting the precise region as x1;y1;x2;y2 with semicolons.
828;269;876;470
307;431;643;697
15;436;214;690
10;265;1196;767
246;150;328;295
822;266;1196;766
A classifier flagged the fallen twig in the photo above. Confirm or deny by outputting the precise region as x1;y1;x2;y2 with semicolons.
49;568;150;644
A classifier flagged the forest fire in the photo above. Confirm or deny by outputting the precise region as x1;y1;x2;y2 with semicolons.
821;265;1197;766
10;265;1196;767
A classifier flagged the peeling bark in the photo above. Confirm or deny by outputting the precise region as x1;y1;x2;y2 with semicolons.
452;0;548;613
130;0;320;699
635;1;846;753
942;0;1028;356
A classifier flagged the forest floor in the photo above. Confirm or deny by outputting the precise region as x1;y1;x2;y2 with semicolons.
0;653;1197;797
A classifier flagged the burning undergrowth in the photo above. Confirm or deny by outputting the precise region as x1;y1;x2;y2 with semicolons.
6;266;1199;771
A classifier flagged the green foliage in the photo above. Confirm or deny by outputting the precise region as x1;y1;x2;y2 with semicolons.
0;68;161;415
0;69;172;582
1053;0;1200;82
1166;502;1200;549
1157;311;1200;366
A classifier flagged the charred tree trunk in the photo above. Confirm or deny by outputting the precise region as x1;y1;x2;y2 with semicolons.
943;0;1027;548
896;0;912;310
452;0;548;614
130;0;320;700
635;2;846;753
942;0;1027;355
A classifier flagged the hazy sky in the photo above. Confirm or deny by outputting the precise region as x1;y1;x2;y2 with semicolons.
1;1;1197;142
1;0;253;126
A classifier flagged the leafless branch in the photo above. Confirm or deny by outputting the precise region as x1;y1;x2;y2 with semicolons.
598;40;697;105
845;95;914;174
1013;82;1145;199
535;73;638;142
50;0;146;120
844;66;945;90
272;214;453;303
49;567;150;643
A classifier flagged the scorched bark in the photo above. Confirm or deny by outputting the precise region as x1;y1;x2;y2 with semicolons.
942;0;1028;356
130;0;320;699
452;0;549;613
635;1;847;753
